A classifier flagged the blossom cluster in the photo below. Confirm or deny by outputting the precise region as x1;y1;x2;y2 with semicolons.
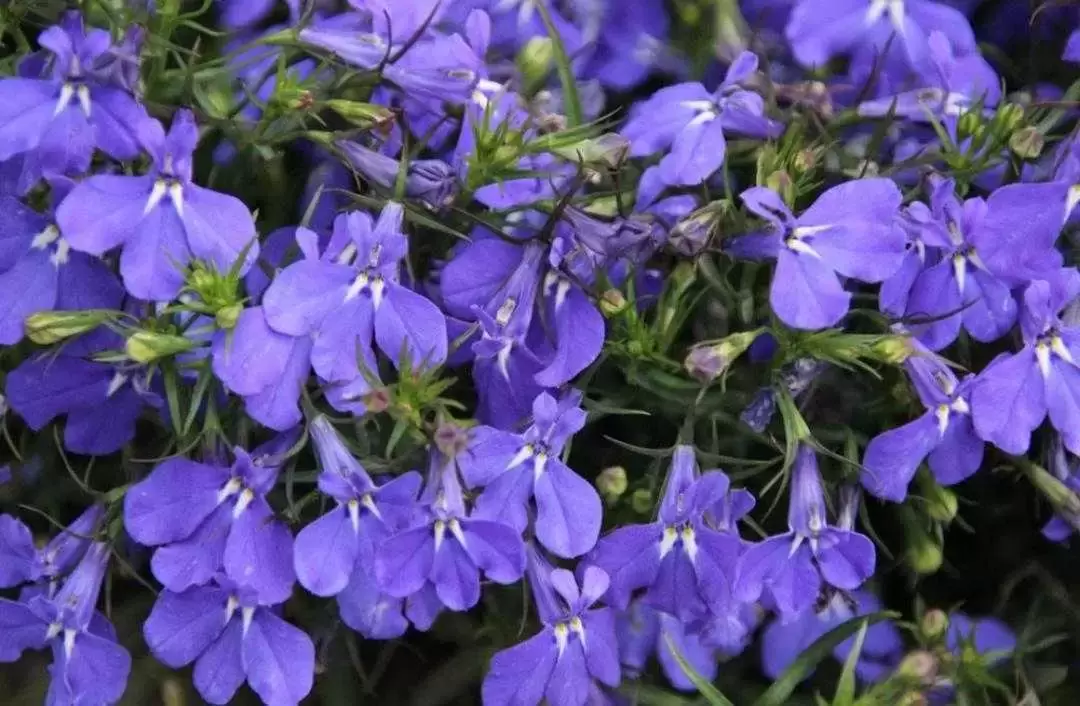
1;0;1078;704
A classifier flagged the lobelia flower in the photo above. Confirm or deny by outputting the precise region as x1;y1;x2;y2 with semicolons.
785;0;977;74
883;176;1070;351
857;31;1000;123
0;542;131;705
56;109;259;301
583;0;681;91
588;446;745;625
482;549;619;706
375;452;525;613
616;600;720;692
734;445;876;622
263;204;448;381
726;179;905;330
741;358;826;433
457;390;603;558
0;11;148;176
0;504;103;592
760;589;903;682
0;178;124;344
5;331;162;455
123;433;299;603
970;268;1080;455
925;613;1016;704
861;347;983;501
440;221;605;427
143;577;314;706
293;416;421;638
621;52;782;196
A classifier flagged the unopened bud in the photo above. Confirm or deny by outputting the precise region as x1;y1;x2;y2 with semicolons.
215;303;243;331
125;331;195;364
870;335;915;365
326;100;395;129
897;650;939;683
596;466;628;500
994;103;1026;135
1025;462;1080;516
957;110;982;142
1009;127;1044;160
25;309;112;345
765;170;794;205
901;507;943;575
161;678;186;706
518;36;554;90
920;609;949;641
630;488;653;514
684;329;763;383
599;289;628;317
917;470;958;523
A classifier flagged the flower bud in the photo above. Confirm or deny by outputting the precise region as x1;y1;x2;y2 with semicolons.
599;289;628;317
434;422;470;459
920;609;949;641
897;650;938;683
517;36;554;90
765;170;794;206
596;466;628;501
630;488;653;514
906;534;943;575
870;335;915;365
956;110;983;142
1009;126;1044;160
25;309;112;345
1025;462;1080;516
325;100;395;129
125;330;195;364
684;329;763;383
215;303;243;331
161;678;186;706
362;388;391;415
993;102;1026;136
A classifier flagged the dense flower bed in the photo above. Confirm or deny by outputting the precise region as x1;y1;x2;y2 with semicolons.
0;0;1078;704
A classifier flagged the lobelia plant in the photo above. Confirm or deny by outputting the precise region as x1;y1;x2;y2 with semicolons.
1;1;1079;705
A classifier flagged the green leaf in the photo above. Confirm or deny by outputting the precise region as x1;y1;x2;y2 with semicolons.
663;635;735;706
832;619;869;706
752;612;900;706
534;0;582;127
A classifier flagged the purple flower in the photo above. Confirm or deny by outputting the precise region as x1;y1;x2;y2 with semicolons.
56;109;258;301
123;435;299;603
861;349;983;501
734;445;876;621
588;446;746;630
622;52;781;192
885;177;1070;350
785;0;977;73
375;454;525;612
440;230;604;427
482;551;620;706
263;204;448;379
0;12;148;177
726;179;905;330
0;182;124;345
212;305;314;431
971;268;1080;455
0;543;131;705
0;504;103;591
616;600;719;692
6;332;161;455
857;31;999;122
143;579;314;706
293;416;420;638
760;589;903;682
457;391;602;558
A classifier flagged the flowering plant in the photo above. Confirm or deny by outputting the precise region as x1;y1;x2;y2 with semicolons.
1;0;1078;704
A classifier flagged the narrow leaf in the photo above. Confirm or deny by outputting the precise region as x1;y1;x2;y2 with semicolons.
534;0;582;127
663;635;735;706
832;619;869;706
